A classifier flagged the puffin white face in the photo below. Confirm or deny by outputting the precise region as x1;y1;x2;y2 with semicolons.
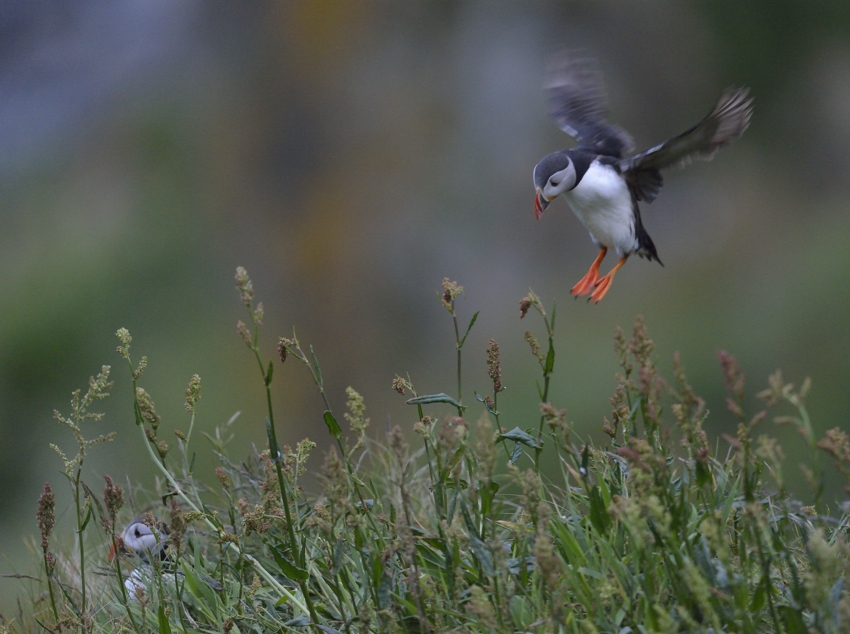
533;152;577;219
122;519;165;556
541;162;577;199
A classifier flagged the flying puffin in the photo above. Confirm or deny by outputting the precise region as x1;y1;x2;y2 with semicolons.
533;53;753;302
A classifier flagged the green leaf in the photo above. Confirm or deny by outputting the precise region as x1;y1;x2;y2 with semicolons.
78;503;93;533
80;482;105;524
551;520;587;564
509;443;523;465
629;396;642;421
510;595;533;630
157;604;173;634
544;342;555;374
474;392;498;415
481;481;499;516
331;538;345;574
271;545;309;582
461;502;494;576
370;548;383;588
750;576;767;613
377;562;393;610
468;532;494;577
444;478;468;490
778;606;807;634
497;427;541;448
458;311;479;347
323;410;342;440
695;460;711;488
265;359;274;385
588;486;611;534
405;393;464;410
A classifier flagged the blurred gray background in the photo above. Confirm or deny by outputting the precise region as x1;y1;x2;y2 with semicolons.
2;1;850;607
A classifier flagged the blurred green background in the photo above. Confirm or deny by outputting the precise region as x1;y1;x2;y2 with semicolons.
2;0;850;606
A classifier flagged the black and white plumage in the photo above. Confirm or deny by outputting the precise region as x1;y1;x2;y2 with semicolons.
111;516;223;597
533;53;753;302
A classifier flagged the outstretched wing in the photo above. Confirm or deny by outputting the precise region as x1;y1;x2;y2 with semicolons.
544;52;634;158
621;87;753;175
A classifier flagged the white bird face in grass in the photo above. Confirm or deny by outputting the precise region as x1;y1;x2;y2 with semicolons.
111;517;168;563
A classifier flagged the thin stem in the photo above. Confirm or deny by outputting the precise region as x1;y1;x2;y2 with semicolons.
246;344;320;625
534;307;555;473
74;473;87;617
110;520;141;633
798;404;824;509
287;341;383;538
42;552;59;624
453;312;462;406
493;392;511;461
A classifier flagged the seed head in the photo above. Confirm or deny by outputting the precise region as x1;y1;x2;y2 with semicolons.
391;376;411;395
215;466;233;491
169;498;187;552
817;428;850;463
236;320;251;345
716;350;745;401
136;387;161;430
116;328;132;359
184;374;202;413
102;475;124;533
37;483;55;552
524;331;542;362
234;267;254;306
486;339;503;392
440;278;463;311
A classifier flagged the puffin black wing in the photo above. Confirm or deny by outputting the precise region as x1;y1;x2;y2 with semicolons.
544;53;634;158
619;87;753;202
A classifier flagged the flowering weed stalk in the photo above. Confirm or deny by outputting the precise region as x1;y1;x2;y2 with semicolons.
50;364;115;627
520;290;556;472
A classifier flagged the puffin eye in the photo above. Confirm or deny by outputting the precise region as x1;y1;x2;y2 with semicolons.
134;528;141;538
550;178;560;187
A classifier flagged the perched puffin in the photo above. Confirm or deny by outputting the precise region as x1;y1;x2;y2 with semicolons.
533;53;753;302
109;516;223;596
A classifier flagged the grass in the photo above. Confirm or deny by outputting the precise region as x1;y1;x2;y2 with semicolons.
4;268;850;633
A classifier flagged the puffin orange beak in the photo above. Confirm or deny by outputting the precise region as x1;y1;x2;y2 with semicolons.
108;536;124;562
534;189;550;220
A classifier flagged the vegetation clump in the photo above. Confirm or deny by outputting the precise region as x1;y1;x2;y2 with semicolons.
6;269;850;633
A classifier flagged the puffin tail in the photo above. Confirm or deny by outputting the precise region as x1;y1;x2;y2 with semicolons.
633;198;663;266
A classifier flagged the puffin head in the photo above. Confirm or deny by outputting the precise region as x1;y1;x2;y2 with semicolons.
109;516;168;563
533;151;577;220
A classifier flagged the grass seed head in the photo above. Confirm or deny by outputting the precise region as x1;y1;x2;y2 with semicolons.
37;482;55;552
